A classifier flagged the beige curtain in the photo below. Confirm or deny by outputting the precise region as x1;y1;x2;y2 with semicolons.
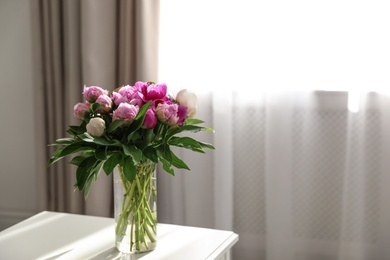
31;0;159;217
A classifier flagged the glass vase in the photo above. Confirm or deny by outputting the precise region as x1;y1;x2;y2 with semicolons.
113;160;157;254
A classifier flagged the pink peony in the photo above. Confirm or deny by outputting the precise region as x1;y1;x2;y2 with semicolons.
155;102;187;126
143;109;157;129
112;103;139;125
73;102;90;120
111;92;128;106
86;117;105;137
146;83;168;100
177;105;188;125
134;81;149;94
96;95;112;113
117;85;143;107
83;85;108;103
135;81;169;102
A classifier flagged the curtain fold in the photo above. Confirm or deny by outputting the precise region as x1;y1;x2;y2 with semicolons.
117;0;160;84
32;0;159;217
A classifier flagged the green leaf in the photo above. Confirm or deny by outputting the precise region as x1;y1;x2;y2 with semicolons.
185;118;204;125
142;146;158;163
83;176;94;200
127;102;152;137
127;119;143;138
155;145;190;171
135;101;151;121
46;147;65;166
103;153;122;175
83;160;104;200
159;157;175;176
67;124;86;136
169;136;215;151
46;141;95;167
95;146;107;160
204;127;215;133
123;156;136;181
76;156;98;191
92;136;120;146
60;142;96;157
66;127;77;136
90;102;104;113
156;144;172;163
51;138;75;146
197;140;216;150
166;125;211;140
77;133;94;143
131;131;142;143
69;154;93;166
107;120;125;133
144;128;154;144
78;132;120;146
170;150;191;170
168;136;205;153
122;144;142;163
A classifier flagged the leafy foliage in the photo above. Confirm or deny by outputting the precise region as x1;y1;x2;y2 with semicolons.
47;104;215;199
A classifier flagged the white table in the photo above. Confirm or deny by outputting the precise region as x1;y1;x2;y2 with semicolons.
0;211;238;260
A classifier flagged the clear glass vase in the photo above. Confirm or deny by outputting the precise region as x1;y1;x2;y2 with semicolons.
113;160;157;254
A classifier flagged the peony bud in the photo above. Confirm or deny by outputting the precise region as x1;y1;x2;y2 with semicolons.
73;102;90;120
83;85;108;103
117;85;143;107
176;89;197;118
155;102;179;126
111;92;126;106
143;109;157;129
86;117;106;137
96;94;112;113
112;103;139;125
177;105;187;125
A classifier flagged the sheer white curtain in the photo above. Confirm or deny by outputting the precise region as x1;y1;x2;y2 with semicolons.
158;1;390;259
227;91;390;259
158;90;390;259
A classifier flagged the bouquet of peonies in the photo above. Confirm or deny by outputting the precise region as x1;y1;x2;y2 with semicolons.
47;81;214;253
47;81;214;198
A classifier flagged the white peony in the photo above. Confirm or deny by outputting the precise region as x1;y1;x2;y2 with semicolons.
176;89;197;118
86;117;106;137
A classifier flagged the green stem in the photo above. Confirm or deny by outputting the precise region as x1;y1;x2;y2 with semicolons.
115;162;157;253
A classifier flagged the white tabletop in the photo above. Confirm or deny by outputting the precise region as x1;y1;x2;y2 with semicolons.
0;211;238;260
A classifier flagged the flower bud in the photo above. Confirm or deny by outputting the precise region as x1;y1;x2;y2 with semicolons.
112;103;139;125
96;94;112;113
86;117;106;137
155;102;179;126
73;102;90;120
83;85;108;103
143;109;157;129
176;89;197;118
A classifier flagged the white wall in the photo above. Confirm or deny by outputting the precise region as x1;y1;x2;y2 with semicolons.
0;0;37;230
